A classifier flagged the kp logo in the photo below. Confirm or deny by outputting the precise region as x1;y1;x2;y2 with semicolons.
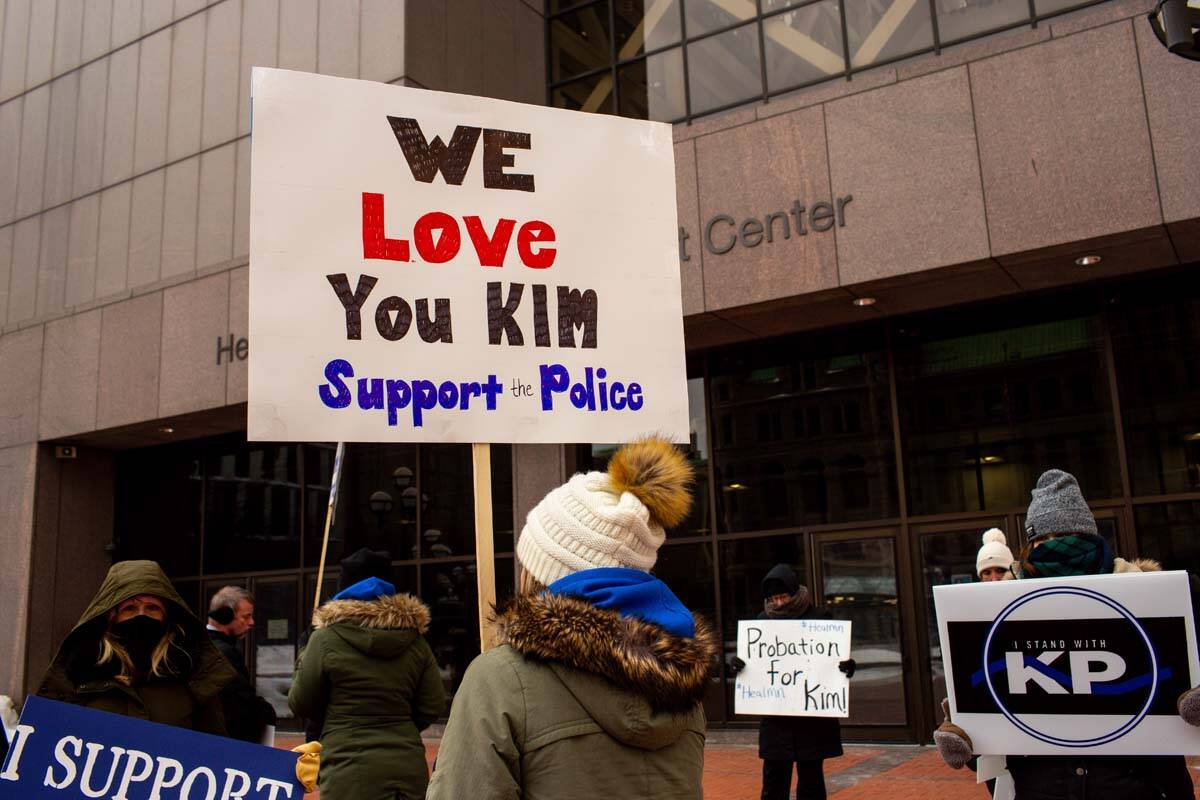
948;586;1189;747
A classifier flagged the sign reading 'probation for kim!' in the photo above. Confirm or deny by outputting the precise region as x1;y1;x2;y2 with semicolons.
247;68;689;444
735;619;853;718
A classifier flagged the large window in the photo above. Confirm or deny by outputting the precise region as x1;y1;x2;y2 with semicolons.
708;327;899;532
548;0;1106;122
1110;287;1200;497
893;307;1121;516
115;436;515;719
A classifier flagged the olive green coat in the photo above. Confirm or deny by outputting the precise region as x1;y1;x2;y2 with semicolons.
38;560;236;735
426;592;718;800
289;593;445;800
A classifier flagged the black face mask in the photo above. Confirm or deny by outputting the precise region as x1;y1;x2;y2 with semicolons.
111;615;166;676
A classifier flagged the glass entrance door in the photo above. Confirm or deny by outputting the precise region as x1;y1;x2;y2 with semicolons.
811;529;919;740
913;518;1006;741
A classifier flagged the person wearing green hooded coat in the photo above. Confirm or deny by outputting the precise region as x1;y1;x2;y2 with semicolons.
38;560;237;734
289;574;446;800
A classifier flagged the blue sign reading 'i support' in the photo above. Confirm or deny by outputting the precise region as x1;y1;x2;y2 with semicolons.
0;696;302;799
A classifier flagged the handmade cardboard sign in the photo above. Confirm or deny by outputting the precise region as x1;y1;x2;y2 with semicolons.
734;619;853;717
934;571;1200;755
0;696;302;799
248;68;688;443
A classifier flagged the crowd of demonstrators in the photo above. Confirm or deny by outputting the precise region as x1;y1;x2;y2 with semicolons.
206;585;278;743
289;565;445;800
37;560;237;734
17;462;1200;800
426;437;717;799
727;564;856;800
936;469;1200;799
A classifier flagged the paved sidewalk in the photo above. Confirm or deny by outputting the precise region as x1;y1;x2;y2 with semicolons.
280;734;1200;798
282;734;981;797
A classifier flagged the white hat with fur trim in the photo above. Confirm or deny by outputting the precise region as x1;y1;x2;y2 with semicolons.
976;528;1014;577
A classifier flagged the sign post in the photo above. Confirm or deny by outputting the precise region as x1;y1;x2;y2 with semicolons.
472;443;497;651
249;68;689;649
934;571;1200;755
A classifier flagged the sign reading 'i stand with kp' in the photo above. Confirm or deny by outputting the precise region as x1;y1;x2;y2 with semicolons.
935;571;1200;755
247;68;688;444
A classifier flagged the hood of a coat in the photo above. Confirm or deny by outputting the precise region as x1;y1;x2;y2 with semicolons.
494;591;718;714
761;563;800;597
312;593;431;659
1113;558;1161;573
549;661;706;750
39;560;236;701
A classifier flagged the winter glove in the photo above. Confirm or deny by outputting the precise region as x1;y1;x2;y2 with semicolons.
1178;686;1200;726
292;741;321;793
727;655;746;675
933;698;974;770
838;659;856;678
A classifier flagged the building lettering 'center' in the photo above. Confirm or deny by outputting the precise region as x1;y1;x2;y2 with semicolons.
679;195;853;261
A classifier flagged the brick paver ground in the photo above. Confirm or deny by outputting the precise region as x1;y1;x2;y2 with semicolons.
279;734;1200;798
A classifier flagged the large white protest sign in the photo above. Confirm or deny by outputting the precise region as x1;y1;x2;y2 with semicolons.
935;571;1200;755
734;619;852;717
248;68;688;443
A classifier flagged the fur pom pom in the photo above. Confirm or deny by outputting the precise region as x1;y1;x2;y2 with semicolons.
608;437;694;529
982;528;1007;546
934;727;974;769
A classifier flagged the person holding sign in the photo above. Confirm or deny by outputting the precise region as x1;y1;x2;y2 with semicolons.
935;470;1200;799
728;564;855;800
36;560;238;735
289;572;445;800
427;438;718;800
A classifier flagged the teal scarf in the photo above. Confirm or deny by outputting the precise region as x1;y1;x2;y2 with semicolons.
1020;534;1114;578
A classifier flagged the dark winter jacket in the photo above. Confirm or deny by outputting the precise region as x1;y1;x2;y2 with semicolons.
37;560;236;735
289;592;445;800
426;590;719;800
208;628;277;743
1004;558;1194;800
756;563;844;762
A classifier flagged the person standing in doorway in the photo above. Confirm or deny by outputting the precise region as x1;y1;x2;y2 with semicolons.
729;563;856;800
976;528;1014;582
206;586;278;743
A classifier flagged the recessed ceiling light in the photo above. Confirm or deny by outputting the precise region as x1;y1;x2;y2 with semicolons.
157;426;175;434
852;297;877;307
1075;255;1102;267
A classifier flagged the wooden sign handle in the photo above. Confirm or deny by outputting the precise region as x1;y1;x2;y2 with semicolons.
473;443;498;651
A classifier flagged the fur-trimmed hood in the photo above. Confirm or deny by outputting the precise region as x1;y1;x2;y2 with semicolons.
1114;557;1161;574
312;593;432;660
313;592;431;632
493;591;718;714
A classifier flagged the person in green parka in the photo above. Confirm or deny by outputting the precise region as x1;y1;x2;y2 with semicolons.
38;560;237;735
289;574;446;800
427;438;717;800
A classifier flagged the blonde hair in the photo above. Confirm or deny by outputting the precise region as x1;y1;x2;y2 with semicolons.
518;567;545;596
97;626;184;685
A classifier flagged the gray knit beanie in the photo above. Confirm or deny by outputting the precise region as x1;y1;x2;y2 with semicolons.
1024;469;1097;542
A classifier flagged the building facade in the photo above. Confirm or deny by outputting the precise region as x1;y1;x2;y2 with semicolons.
1;0;1197;745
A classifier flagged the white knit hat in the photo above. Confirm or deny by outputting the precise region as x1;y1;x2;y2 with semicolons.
517;438;693;587
976;528;1015;576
